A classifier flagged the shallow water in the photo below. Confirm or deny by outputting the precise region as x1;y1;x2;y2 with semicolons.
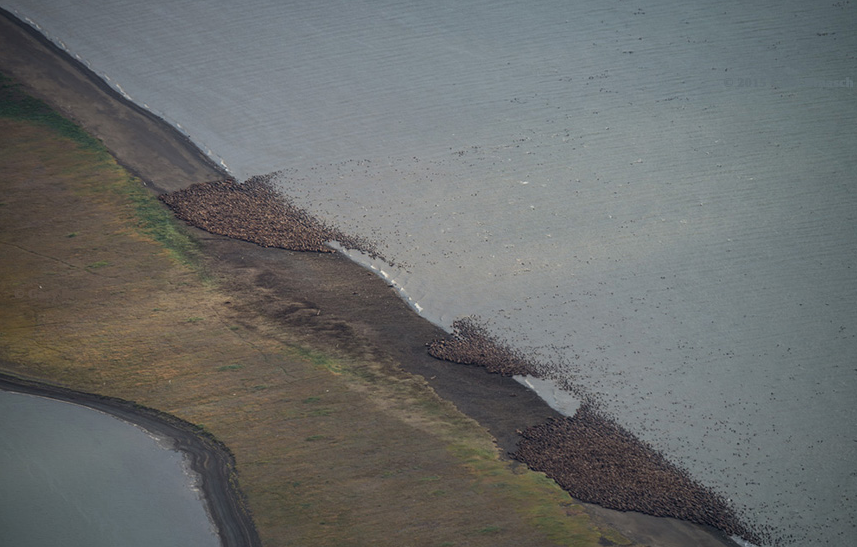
4;1;856;544
0;391;219;547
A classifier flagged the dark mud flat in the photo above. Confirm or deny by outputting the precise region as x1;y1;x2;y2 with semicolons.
0;371;261;547
182;221;558;457
0;8;743;547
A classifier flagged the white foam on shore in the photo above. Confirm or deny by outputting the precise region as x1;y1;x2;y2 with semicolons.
514;376;581;416
731;536;761;547
329;242;430;321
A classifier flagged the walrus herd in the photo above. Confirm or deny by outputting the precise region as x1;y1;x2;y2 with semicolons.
428;317;764;545
515;407;760;544
160;180;764;546
427;318;535;377
159;176;376;256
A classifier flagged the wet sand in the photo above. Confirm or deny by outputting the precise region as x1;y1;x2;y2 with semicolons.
0;8;742;547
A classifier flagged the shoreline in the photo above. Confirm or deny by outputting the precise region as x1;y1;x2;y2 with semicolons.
2;61;636;547
0;6;226;193
158;177;755;543
0;7;744;547
0;370;261;547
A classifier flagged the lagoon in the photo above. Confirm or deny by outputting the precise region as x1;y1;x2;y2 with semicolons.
0;390;219;547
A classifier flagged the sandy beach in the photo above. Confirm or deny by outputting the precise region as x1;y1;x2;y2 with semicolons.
0;8;741;546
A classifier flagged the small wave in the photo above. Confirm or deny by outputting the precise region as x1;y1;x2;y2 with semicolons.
730;536;761;547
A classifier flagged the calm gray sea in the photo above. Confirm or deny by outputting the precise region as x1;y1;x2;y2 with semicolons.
4;1;856;544
0;391;219;547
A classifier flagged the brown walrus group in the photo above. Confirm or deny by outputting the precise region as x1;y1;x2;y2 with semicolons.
515;406;759;543
427;318;534;377
159;176;376;256
428;317;763;545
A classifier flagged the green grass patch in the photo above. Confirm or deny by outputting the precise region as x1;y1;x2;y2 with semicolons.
0;71;204;273
216;364;243;371
290;345;340;370
115;175;206;271
0;72;106;155
85;260;110;269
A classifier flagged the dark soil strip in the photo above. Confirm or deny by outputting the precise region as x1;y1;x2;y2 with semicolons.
0;370;262;547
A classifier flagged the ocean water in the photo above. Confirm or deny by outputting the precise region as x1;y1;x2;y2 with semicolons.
0;391;219;547
4;1;856;544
